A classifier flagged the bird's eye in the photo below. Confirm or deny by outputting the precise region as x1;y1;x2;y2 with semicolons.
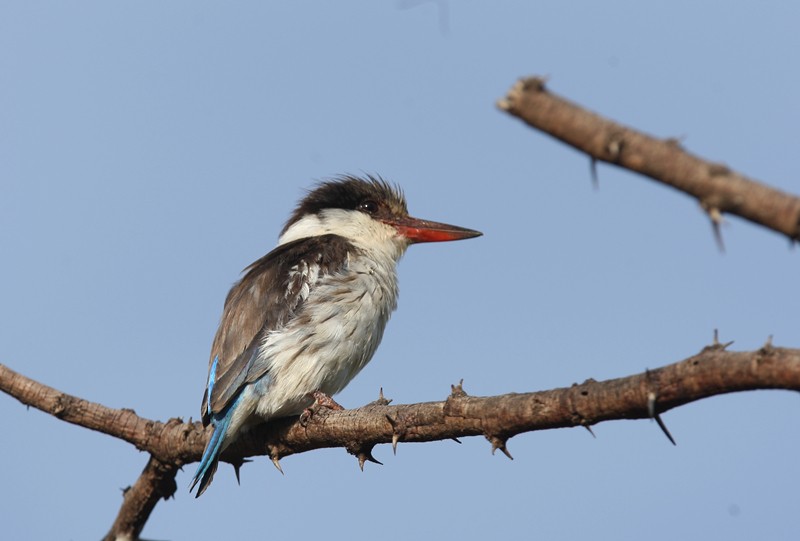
358;200;379;214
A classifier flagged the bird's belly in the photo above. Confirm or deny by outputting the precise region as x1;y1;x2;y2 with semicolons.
252;272;396;419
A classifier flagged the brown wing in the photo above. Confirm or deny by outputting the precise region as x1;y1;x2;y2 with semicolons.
200;234;353;423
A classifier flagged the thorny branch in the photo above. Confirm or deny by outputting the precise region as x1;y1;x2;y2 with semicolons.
2;342;800;539
4;76;796;541
497;76;800;245
102;456;178;541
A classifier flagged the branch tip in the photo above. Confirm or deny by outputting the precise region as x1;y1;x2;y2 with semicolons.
497;76;547;113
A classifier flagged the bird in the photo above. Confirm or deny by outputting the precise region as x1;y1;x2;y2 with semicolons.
190;174;481;496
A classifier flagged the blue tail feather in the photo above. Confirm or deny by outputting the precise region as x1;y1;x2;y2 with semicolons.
190;395;240;497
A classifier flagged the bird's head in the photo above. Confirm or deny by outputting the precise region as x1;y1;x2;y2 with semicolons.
278;175;481;259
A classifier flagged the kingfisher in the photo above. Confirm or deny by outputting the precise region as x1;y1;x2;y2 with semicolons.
190;174;481;496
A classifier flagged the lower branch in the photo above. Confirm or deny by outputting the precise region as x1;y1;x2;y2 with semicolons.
3;340;799;539
234;341;800;463
103;456;178;541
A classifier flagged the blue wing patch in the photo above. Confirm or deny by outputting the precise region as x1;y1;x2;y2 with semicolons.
205;355;219;418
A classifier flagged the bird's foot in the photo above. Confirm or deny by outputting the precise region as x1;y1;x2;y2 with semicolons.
299;391;345;427
311;390;345;411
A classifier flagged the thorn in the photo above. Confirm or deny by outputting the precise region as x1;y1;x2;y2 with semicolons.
653;412;677;446
270;454;284;475
708;329;734;351
366;387;392;407
647;390;677;446
356;448;383;471
711;222;725;253
230;457;252;485
583;425;596;438
450;379;468;398
451;437;462;444
590;158;599;189
385;414;406;455
378;387;391;405
762;335;774;351
705;206;726;253
488;436;514;460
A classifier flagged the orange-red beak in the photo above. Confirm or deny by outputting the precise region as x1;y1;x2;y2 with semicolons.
386;216;482;244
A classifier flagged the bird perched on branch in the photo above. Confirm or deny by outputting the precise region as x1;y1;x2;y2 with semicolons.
190;174;481;496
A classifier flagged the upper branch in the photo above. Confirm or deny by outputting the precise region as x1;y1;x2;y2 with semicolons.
497;76;800;243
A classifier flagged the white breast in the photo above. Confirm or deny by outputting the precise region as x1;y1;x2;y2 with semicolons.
251;250;400;419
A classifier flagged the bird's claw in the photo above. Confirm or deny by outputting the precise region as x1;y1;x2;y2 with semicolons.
300;391;345;427
311;390;345;411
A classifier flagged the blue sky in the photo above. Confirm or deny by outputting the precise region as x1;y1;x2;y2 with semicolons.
2;2;798;540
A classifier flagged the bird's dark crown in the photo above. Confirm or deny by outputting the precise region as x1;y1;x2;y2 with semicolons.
281;174;408;236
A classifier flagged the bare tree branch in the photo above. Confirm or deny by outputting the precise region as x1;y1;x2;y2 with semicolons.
102;456;177;541
497;76;800;244
3;341;800;539
0;363;186;459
